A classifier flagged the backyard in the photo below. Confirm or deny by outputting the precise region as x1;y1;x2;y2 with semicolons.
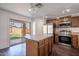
10;33;22;39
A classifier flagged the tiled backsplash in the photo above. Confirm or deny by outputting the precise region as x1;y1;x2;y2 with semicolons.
71;27;79;32
56;27;79;35
58;27;79;32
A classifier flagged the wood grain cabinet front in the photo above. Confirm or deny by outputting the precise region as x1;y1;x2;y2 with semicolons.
44;38;49;56
71;17;79;27
72;35;79;48
48;37;52;55
26;36;53;56
26;40;38;56
38;40;45;56
38;45;45;56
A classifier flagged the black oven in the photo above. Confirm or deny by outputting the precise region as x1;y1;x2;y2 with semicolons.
59;36;71;44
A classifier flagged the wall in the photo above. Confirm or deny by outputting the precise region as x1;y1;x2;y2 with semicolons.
0;9;31;49
31;18;46;35
36;19;45;35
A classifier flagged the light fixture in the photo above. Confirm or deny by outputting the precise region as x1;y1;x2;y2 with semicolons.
66;9;70;12
28;8;31;12
28;3;43;17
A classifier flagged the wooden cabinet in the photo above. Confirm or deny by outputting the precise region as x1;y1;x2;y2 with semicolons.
26;40;38;56
48;37;52;55
72;35;79;48
26;36;53;56
38;40;45;56
44;39;49;56
48;37;53;55
71;16;79;27
39;45;45;56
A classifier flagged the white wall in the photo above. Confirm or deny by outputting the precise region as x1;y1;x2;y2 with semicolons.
36;19;45;35
31;18;46;35
0;9;31;49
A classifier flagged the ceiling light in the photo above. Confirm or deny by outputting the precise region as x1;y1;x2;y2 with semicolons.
66;9;70;12
28;9;31;11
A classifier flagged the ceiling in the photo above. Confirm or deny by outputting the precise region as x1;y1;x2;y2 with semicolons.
0;3;79;19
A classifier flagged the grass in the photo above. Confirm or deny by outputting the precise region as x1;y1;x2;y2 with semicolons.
10;34;22;40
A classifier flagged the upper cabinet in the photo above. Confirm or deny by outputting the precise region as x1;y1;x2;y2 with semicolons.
71;16;79;27
46;16;79;27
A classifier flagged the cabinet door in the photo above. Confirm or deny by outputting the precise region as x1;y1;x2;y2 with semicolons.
72;35;78;48
48;37;52;55
44;39;49;56
71;17;79;27
51;37;53;47
26;40;38;56
78;36;79;47
38;40;44;56
39;45;44;56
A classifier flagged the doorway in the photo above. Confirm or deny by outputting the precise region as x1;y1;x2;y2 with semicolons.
9;19;31;46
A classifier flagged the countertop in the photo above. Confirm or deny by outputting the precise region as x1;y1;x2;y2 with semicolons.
24;34;53;41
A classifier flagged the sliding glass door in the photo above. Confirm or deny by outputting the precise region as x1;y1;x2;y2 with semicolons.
9;19;24;46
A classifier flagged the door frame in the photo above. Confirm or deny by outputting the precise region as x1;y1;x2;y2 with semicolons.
9;19;31;46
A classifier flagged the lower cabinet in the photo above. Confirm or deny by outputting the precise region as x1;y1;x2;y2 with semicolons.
26;36;53;56
26;40;38;56
39;45;45;56
48;37;52;55
72;35;79;48
38;38;52;56
38;40;45;56
44;38;49;56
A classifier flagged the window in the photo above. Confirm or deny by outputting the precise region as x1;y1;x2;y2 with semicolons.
43;24;53;34
32;21;36;35
48;24;53;34
43;25;48;34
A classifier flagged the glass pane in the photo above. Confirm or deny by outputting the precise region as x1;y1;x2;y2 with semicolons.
33;21;36;35
25;23;31;34
43;25;47;34
48;25;53;34
14;22;22;28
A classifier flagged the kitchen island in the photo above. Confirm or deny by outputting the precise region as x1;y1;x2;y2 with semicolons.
25;34;53;56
